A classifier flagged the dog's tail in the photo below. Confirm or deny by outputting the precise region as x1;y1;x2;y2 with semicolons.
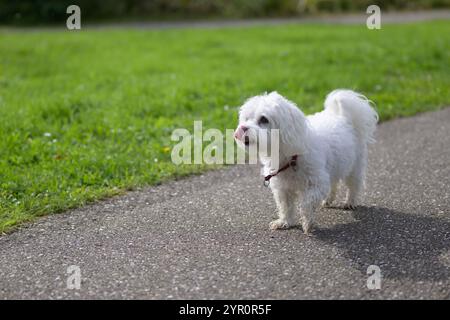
324;89;379;144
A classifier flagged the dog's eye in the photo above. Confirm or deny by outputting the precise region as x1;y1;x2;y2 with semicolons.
258;116;269;125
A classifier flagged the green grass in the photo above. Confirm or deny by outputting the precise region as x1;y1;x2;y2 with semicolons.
1;21;449;232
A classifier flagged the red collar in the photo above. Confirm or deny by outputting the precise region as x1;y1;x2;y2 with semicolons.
263;155;298;187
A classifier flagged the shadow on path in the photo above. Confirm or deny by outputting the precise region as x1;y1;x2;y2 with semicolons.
315;206;450;281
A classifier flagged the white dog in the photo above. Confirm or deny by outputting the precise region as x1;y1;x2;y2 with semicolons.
234;90;378;234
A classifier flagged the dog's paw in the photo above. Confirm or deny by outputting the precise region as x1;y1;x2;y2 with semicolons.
343;203;357;210
301;220;315;236
269;219;293;230
321;199;333;208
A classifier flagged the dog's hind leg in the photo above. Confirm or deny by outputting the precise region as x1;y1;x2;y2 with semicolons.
322;182;338;207
344;159;366;210
344;175;363;210
269;189;297;230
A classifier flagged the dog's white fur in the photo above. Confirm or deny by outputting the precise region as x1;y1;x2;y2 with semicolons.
235;90;378;234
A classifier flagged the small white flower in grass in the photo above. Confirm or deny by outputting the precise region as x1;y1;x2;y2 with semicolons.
223;105;229;111
154;158;158;163
44;132;52;137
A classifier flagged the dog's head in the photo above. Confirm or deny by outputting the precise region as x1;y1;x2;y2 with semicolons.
234;92;309;160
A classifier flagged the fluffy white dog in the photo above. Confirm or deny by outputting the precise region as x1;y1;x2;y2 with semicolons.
234;90;378;234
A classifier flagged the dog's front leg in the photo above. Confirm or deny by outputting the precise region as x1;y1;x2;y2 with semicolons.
300;187;326;235
269;189;296;230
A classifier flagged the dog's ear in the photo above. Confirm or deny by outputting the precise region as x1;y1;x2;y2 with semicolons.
270;93;310;156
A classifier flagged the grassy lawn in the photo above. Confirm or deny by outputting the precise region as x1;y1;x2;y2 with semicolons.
0;21;449;232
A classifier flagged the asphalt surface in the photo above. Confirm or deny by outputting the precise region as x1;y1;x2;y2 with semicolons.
91;9;450;30
7;10;449;32
1;108;449;299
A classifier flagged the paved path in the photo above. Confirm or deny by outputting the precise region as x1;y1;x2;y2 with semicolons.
0;108;449;299
6;10;449;32
89;10;450;30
